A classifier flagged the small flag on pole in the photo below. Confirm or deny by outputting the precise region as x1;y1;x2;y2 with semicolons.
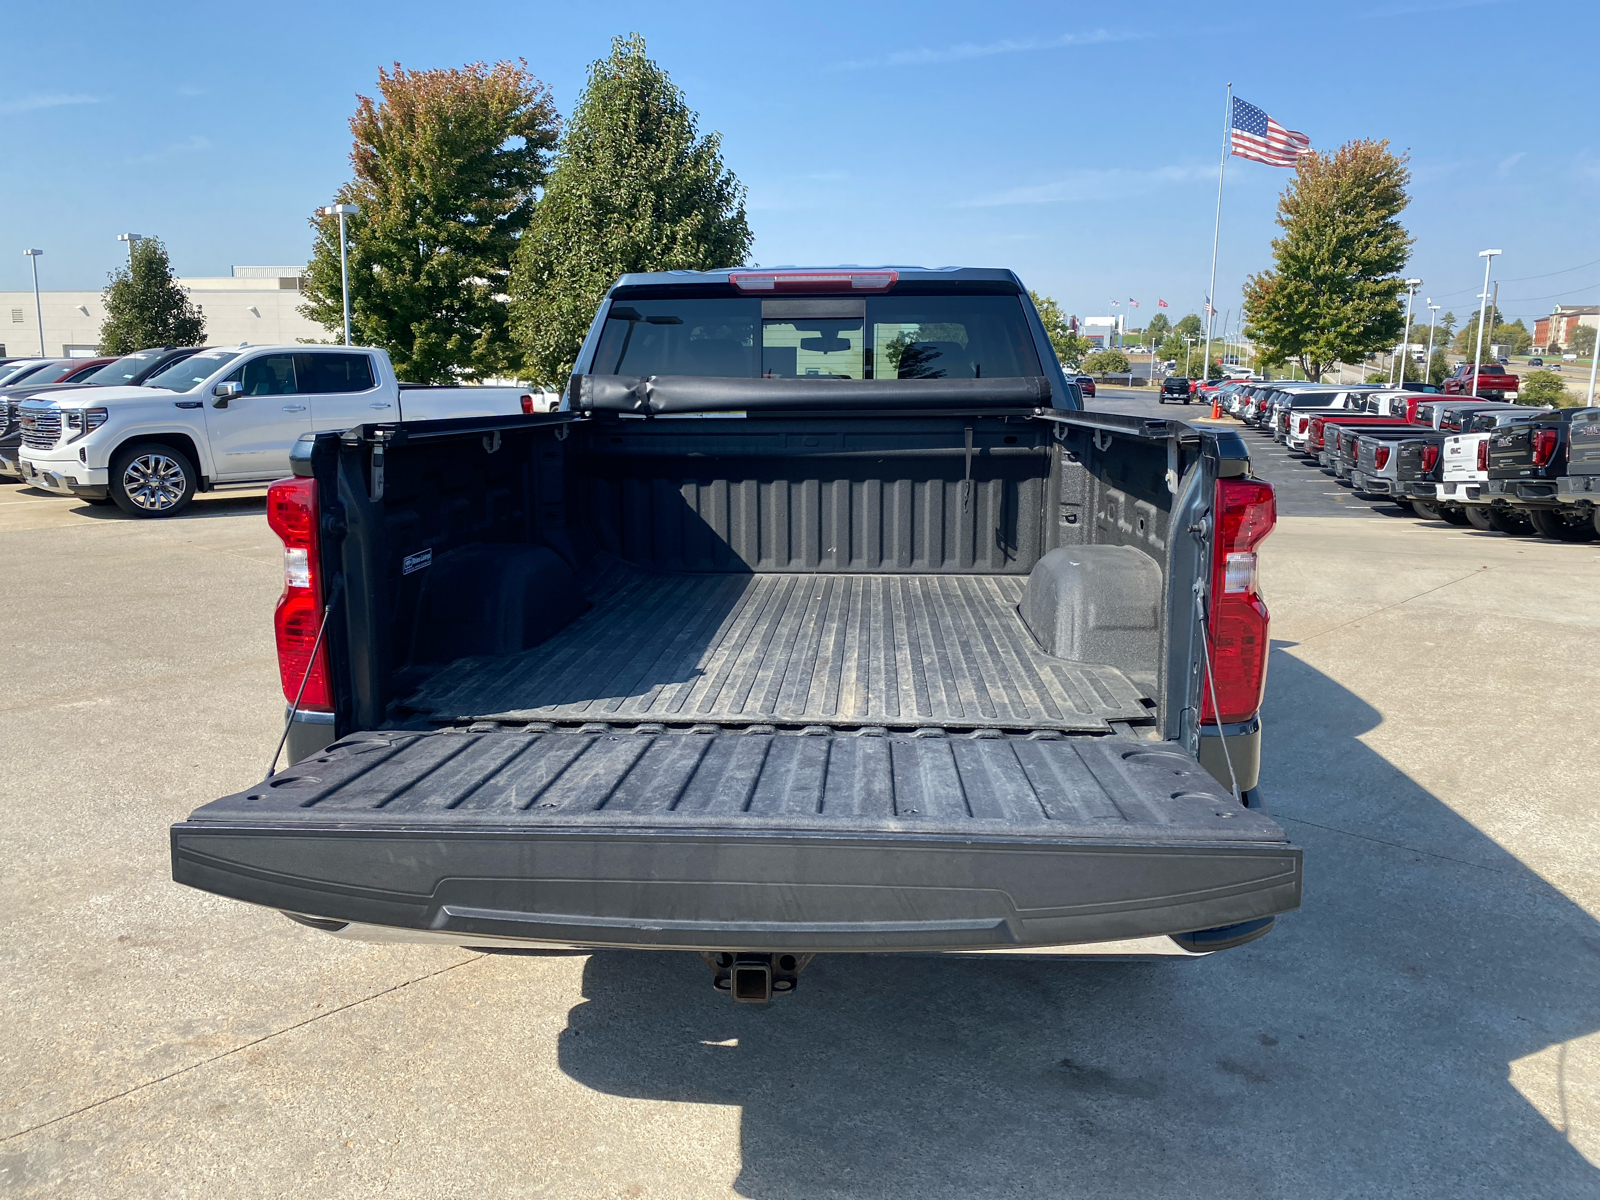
1157;299;1169;308
1110;300;1119;307
1230;97;1311;168
1204;298;1215;316
1128;298;1140;308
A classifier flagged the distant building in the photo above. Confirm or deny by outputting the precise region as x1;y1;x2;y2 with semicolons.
1080;315;1124;349
0;267;326;357
1535;305;1598;352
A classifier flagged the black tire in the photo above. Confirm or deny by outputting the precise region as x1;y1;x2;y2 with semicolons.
1438;505;1471;526
1410;499;1445;521
1527;507;1598;542
109;442;197;518
1486;507;1532;536
1463;506;1495;531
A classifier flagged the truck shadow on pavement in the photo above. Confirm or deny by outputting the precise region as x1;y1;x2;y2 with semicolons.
556;645;1600;1198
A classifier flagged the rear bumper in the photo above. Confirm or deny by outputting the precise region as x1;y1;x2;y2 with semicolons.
1397;481;1437;499
1350;471;1393;494
1556;475;1600;506
1438;480;1484;503
1484;479;1560;507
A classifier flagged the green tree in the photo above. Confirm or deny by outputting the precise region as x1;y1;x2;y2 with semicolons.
1081;349;1130;374
1241;139;1413;382
1427;349;1450;386
1145;312;1171;340
1518;369;1567;406
301;60;559;383
1028;291;1091;366
1569;324;1596;359
1452;307;1504;358
1172;313;1202;339
510;34;752;386
98;237;205;354
1158;332;1189;365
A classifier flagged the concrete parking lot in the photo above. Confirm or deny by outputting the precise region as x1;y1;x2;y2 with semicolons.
3;405;1599;1197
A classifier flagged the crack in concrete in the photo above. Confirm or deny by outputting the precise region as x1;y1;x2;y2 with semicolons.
0;953;485;1145
1289;566;1489;646
1275;812;1510;875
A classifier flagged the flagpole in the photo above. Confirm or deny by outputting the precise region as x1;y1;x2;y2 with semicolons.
1203;82;1230;407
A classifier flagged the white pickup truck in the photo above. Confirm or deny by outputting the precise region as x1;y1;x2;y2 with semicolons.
17;344;545;517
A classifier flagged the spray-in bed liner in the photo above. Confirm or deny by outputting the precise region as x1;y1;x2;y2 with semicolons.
402;565;1154;732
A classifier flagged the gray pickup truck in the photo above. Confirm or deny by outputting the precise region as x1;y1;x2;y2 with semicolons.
170;267;1300;1002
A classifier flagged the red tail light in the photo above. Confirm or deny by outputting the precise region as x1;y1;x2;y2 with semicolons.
1374;445;1391;469
520;393;535;415
1310;418;1325;449
1532;428;1558;467
1476;439;1489;471
1420;443;1440;473
266;476;332;711
1202;477;1276;725
729;269;898;293
1297;416;1308;434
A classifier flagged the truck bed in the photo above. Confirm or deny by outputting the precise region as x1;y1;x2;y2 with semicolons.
400;563;1153;734
172;727;1299;952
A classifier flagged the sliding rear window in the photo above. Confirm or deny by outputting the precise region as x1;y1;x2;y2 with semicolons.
592;294;1043;380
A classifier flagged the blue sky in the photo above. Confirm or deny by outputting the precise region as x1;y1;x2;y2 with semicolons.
2;0;1596;330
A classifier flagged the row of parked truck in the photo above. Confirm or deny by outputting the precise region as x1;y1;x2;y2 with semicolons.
1216;379;1600;540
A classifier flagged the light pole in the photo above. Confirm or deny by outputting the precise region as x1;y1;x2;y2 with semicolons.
1424;301;1440;385
1184;336;1195;377
1471;250;1501;397
1585;321;1599;407
22;249;44;356
1393;279;1422;385
319;204;360;346
117;233;144;263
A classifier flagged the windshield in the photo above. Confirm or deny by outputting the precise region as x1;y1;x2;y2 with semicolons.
144;351;240;392
592;294;1043;380
82;351;165;386
0;361;54;387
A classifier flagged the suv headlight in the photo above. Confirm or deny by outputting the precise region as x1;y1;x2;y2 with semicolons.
65;407;108;442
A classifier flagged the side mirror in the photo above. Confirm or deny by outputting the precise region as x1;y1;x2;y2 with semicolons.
212;380;243;408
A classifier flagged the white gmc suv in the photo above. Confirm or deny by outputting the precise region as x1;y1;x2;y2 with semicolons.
17;345;543;517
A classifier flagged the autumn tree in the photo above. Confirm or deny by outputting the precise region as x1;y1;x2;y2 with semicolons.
510;34;752;386
98;237;205;354
1242;140;1413;382
301;61;559;382
1029;291;1092;366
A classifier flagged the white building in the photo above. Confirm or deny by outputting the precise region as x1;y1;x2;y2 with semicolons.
1080;315;1124;349
0;266;328;358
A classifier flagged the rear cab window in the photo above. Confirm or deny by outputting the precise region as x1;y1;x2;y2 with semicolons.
592;293;1043;381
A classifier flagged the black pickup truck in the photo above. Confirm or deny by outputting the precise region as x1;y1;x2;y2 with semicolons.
1486;407;1598;541
170;267;1300;1001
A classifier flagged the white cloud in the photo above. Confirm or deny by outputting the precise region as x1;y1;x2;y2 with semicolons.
958;164;1215;207
1496;151;1526;177
125;135;212;164
0;93;99;115
832;29;1145;71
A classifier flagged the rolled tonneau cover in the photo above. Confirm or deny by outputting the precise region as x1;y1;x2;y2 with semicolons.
568;373;1054;414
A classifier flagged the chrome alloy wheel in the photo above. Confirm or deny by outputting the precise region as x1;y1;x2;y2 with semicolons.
121;453;188;512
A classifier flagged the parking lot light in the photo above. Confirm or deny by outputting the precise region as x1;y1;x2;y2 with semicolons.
318;204;360;346
1425;301;1440;384
1393;280;1421;385
23;248;44;356
117;233;144;263
1471;250;1501;397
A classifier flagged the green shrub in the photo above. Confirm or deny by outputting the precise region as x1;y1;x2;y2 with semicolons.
1082;349;1130;374
1518;369;1567;406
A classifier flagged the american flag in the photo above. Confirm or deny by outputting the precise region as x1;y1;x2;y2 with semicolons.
1128;298;1139;307
1230;97;1311;168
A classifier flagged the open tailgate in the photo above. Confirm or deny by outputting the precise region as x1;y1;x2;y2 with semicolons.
172;728;1300;952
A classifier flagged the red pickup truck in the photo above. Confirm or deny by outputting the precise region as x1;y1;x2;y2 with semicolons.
1442;362;1518;401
